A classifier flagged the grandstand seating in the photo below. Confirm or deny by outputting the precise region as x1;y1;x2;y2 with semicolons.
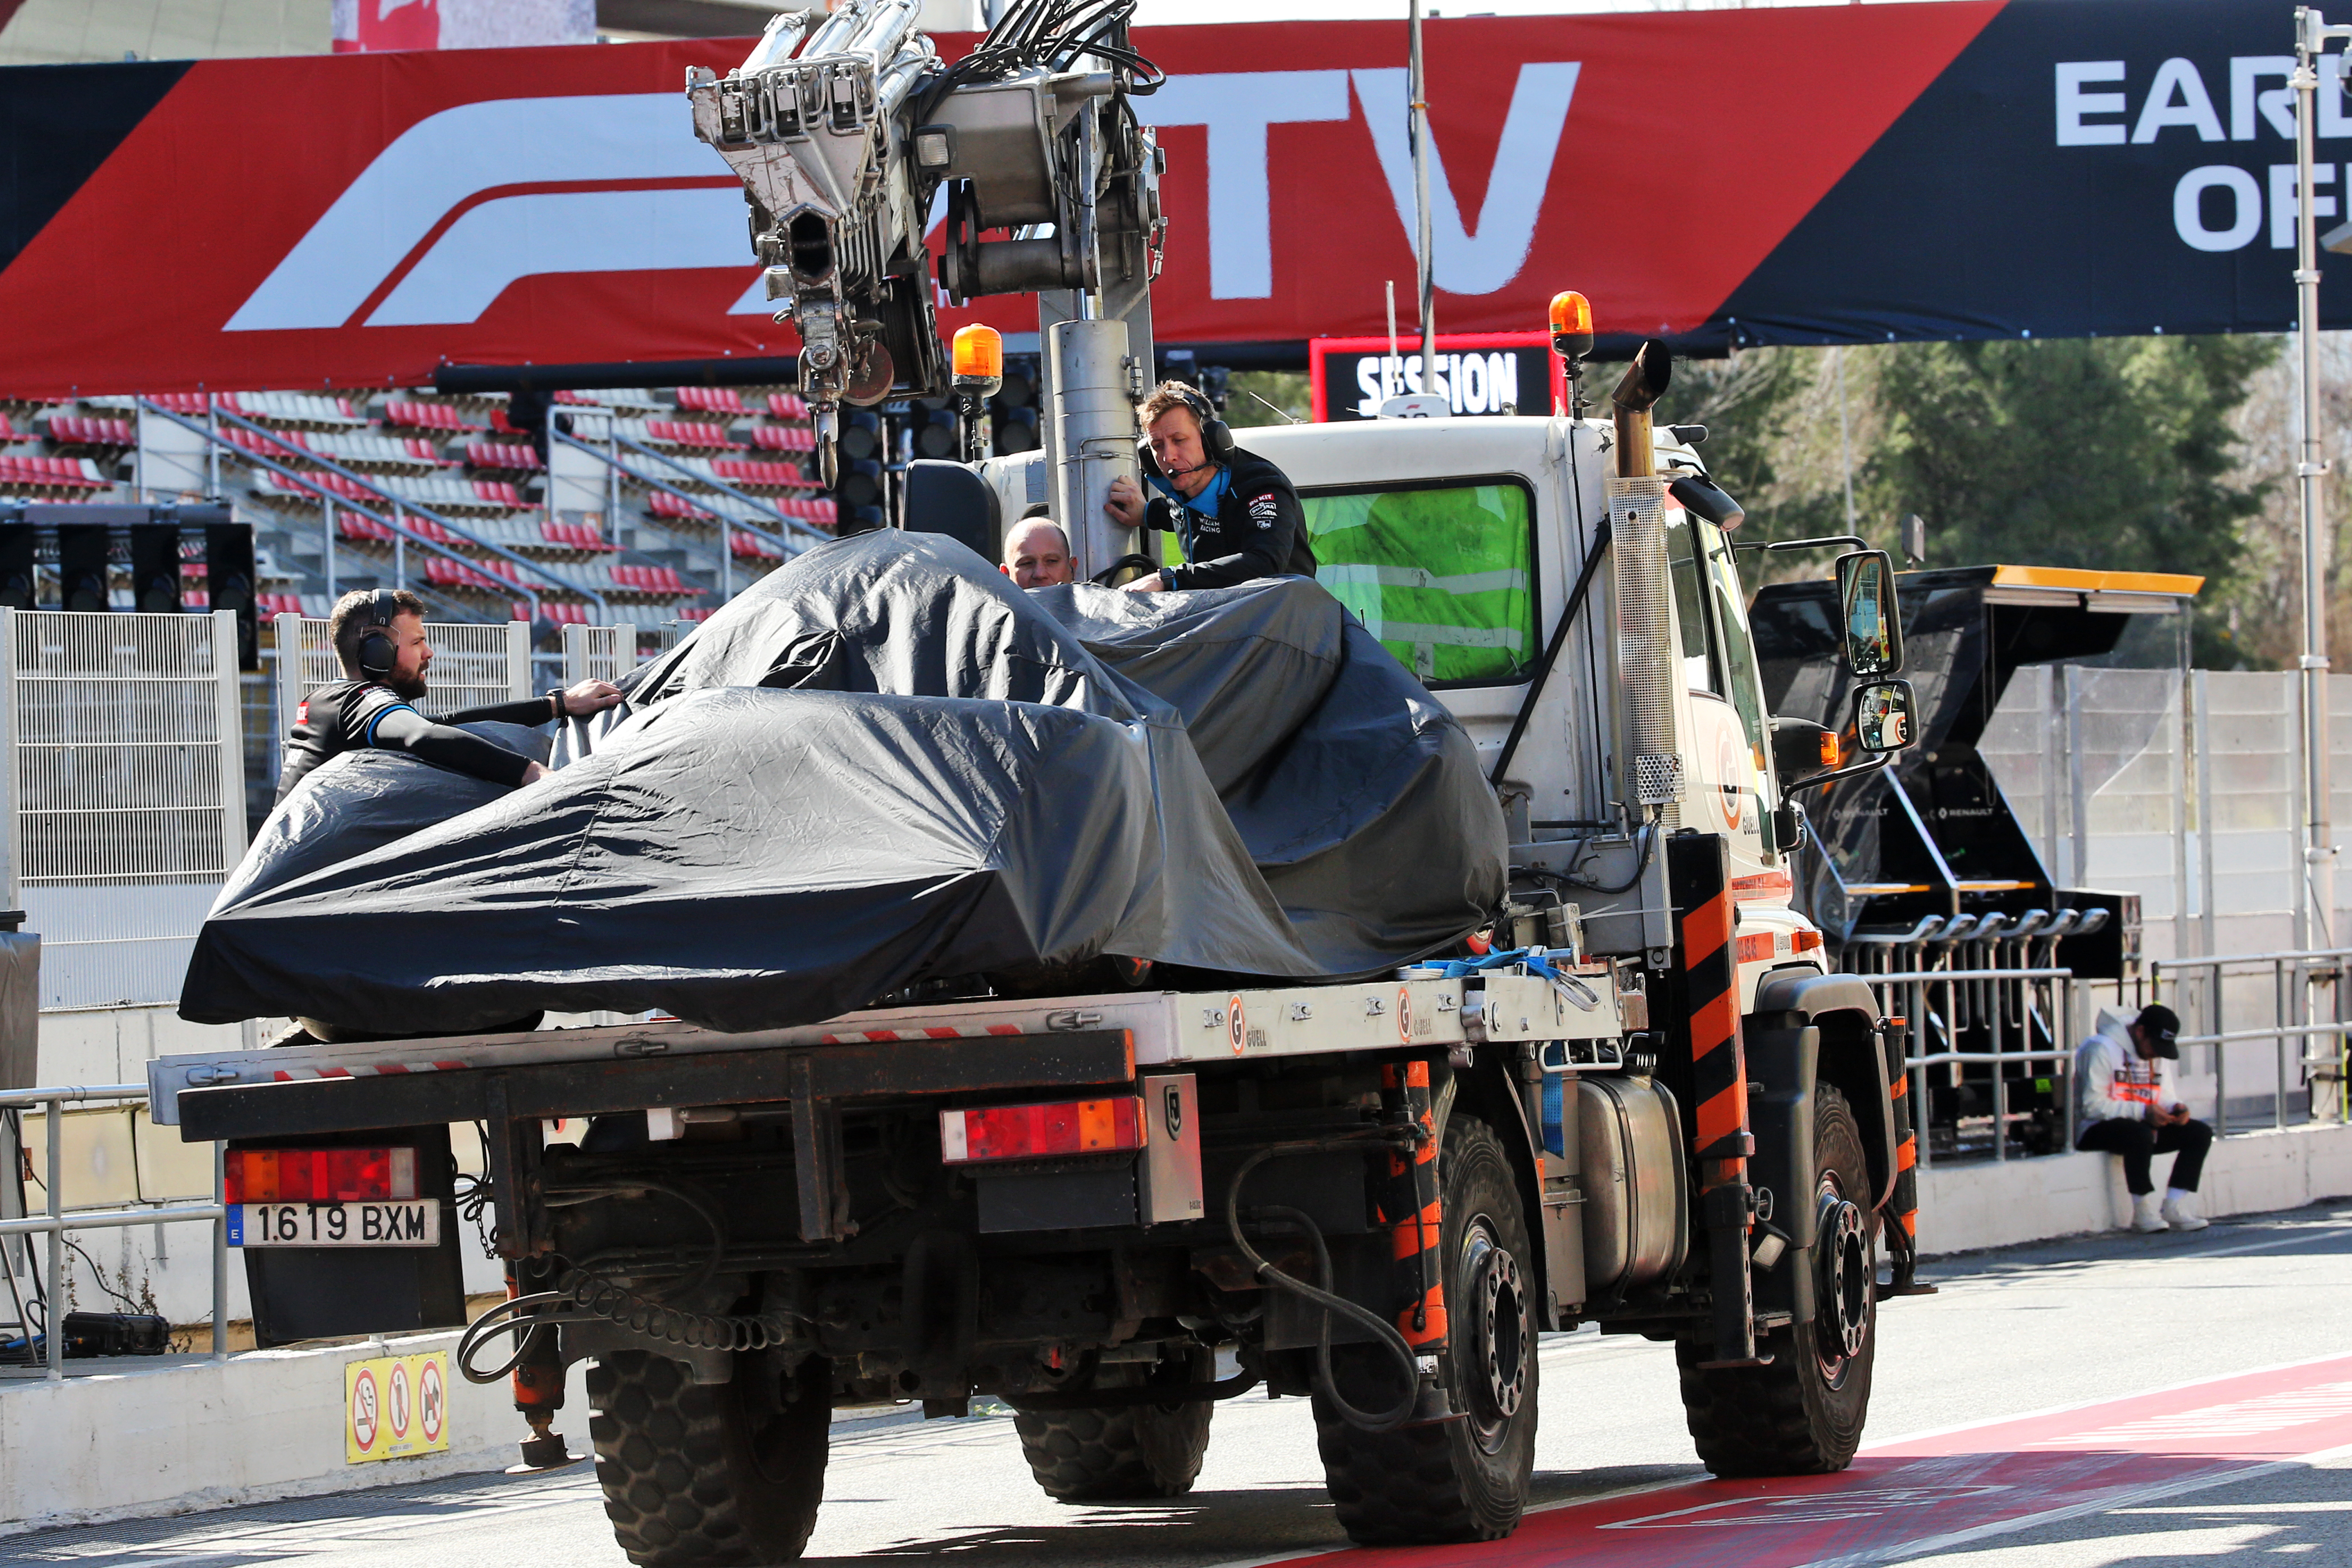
554;388;666;415
382;400;485;435
0;456;108;496
0;379;835;654
609;418;744;453
466;440;545;474
674;386;753;417
750;424;817;454
225;426;445;475
43;415;134;450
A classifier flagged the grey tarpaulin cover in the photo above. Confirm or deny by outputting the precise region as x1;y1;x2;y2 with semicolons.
180;533;1505;1034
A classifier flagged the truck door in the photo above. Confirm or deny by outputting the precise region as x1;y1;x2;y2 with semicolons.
1665;503;1771;874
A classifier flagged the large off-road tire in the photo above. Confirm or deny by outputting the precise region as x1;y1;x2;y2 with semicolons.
1313;1115;1538;1545
587;1351;829;1566
1677;1082;1877;1476
1014;1358;1214;1501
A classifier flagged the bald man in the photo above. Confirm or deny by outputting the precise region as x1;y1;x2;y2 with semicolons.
1002;514;1075;590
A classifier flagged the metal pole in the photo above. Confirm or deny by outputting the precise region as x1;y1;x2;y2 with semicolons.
1837;347;1855;533
2294;9;2339;951
2040;665;2063;877
2171;667;2191;963
2267;959;2286;1128
1408;0;1437;406
211;1139;228;1361
1991;967;2007;1161
2195;670;2217;962
2065;665;2089;887
2215;960;2230;1137
323;497;338;603
44;1093;61;1380
1911;977;1930;1170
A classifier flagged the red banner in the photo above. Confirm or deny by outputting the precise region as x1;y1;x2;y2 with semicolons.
0;9;1999;396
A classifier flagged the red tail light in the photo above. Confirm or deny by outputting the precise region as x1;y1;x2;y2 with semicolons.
939;1098;1145;1164
225;1147;417;1203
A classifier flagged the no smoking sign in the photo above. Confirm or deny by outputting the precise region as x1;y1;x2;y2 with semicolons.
345;1350;453;1464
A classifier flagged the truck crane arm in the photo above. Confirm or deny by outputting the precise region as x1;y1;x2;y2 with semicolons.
687;0;1165;487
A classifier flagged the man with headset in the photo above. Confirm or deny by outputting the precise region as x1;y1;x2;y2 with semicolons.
273;588;624;805
1103;382;1316;593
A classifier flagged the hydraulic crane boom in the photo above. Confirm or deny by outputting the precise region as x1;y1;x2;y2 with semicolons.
687;0;1166;561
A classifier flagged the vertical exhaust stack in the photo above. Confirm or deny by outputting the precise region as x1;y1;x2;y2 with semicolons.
1608;341;1682;807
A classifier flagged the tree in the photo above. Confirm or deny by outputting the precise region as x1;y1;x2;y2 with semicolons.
1862;336;2274;658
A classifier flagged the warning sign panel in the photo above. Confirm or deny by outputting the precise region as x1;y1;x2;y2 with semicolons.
345;1350;452;1464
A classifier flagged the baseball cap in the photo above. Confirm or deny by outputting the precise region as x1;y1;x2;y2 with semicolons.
2136;1003;2181;1059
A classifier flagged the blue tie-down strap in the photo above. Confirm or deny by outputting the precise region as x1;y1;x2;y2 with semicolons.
1438;946;1563;980
1541;1071;1567;1157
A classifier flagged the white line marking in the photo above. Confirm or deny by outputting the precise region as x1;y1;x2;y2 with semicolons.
1786;1443;2352;1568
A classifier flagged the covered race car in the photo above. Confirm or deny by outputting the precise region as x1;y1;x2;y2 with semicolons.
181;533;1506;1036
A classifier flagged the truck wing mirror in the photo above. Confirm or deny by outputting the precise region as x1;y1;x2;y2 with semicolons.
1852;680;1918;753
1834;549;1903;676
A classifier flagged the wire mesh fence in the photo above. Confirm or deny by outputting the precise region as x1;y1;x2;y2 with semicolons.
5;610;245;1009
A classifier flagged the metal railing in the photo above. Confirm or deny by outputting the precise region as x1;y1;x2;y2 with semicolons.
136;401;590;621
554;428;819;603
2;1083;225;1379
2151;947;2352;1133
1854;966;2081;1167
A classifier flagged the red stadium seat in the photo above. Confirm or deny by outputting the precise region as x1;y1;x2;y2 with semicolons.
674;386;751;417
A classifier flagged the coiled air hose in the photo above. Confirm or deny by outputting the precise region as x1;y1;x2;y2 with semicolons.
1222;1139;1428;1433
456;1267;806;1385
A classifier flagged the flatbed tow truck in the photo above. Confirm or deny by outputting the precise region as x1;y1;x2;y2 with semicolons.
143;0;1930;1559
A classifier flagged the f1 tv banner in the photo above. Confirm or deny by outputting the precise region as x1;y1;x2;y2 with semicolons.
0;0;2344;396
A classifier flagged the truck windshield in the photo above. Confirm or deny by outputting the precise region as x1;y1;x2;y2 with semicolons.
1301;477;1537;686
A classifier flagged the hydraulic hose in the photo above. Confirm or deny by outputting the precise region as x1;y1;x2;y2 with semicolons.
456;1265;807;1385
1222;1139;1426;1434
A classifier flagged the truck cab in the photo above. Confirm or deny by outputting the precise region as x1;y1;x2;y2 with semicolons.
1246;414;1818;1011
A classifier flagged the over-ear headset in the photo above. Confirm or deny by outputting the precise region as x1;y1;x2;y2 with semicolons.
1137;384;1233;480
356;589;399;680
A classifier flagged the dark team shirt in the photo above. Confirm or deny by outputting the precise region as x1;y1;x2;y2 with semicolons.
1146;446;1318;591
274;679;557;804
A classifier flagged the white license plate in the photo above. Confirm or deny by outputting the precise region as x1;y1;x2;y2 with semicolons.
230;1201;440;1248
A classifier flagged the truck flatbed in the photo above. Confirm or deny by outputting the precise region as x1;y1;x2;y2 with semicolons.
148;966;1624;1130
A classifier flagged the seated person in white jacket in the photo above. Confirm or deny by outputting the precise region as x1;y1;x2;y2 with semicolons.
2074;1003;2211;1232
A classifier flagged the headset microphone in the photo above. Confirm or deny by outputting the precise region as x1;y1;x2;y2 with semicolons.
1136;384;1235;480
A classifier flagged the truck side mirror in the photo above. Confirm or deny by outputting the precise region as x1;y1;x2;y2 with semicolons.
1834;549;1903;676
1852;680;1917;753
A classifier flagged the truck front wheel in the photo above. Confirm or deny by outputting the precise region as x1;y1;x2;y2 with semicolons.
1014;1352;1215;1500
587;1351;829;1566
1676;1083;1877;1476
1312;1115;1538;1544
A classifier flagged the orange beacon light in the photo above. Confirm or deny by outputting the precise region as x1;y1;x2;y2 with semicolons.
1549;291;1593;360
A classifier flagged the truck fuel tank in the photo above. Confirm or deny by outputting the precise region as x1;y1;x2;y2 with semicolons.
1576;1076;1687;1294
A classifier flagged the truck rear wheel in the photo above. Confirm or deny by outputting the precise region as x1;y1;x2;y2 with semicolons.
1312;1115;1537;1544
587;1351;829;1566
1677;1083;1877;1476
1014;1356;1214;1500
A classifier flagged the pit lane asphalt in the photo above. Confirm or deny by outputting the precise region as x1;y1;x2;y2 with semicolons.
5;1202;2347;1568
